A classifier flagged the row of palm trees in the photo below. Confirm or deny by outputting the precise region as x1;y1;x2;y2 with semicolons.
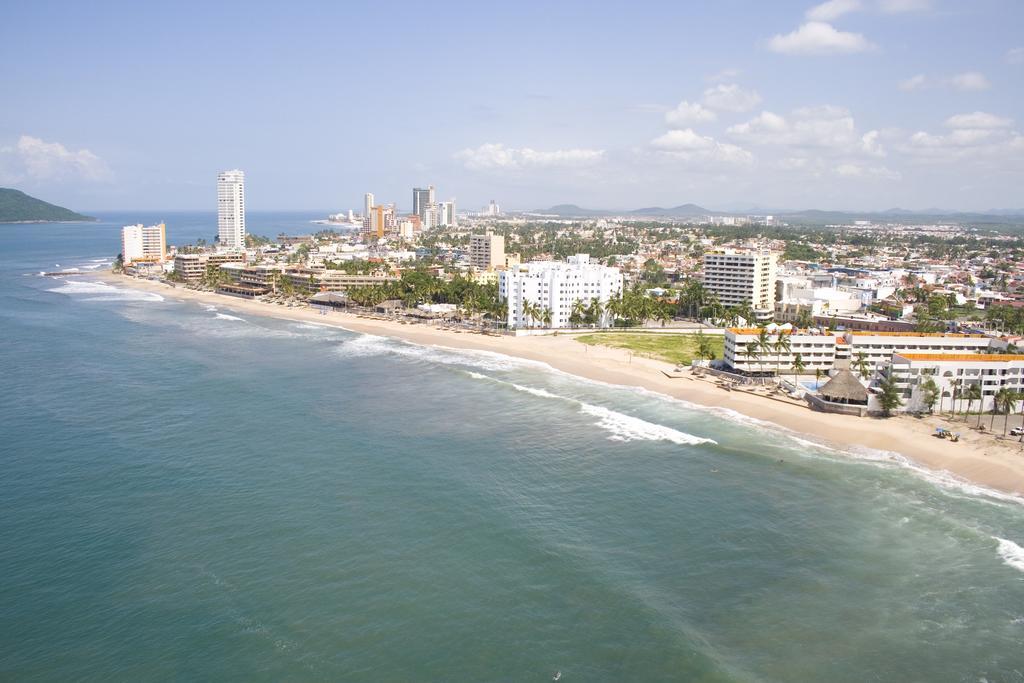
937;379;1024;439
741;328;794;377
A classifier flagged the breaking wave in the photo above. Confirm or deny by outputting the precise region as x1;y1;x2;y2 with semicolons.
994;537;1024;573
48;279;164;303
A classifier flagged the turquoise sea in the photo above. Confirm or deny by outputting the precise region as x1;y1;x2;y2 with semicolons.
2;213;1024;681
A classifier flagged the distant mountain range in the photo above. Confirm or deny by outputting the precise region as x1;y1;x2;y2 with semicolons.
0;188;94;223
528;202;1024;224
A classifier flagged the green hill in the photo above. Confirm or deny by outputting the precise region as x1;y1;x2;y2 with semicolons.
0;188;94;223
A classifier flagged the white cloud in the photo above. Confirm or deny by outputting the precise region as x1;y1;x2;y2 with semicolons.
767;22;875;55
705;67;740;82
728;106;860;151
877;0;930;12
649;129;753;165
455;143;605;170
860;130;886;156
665;100;717;127
898;74;927;91
807;0;863;21
1007;47;1024;65
834;163;901;180
944;112;1013;129
950;71;991;91
702;84;762;112
0;135;112;183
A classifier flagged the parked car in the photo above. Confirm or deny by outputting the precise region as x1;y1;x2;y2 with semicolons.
1010;427;1024;437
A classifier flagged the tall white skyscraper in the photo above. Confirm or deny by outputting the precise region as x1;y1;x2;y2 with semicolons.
364;192;374;219
217;170;246;250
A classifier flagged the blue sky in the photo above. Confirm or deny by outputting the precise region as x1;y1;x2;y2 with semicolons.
1;0;1022;212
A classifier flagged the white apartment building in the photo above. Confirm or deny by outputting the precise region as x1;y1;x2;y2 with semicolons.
499;254;623;329
437;200;456;227
470;231;505;270
364;192;374;220
703;249;778;319
891;353;1024;413
217;170;246;250
121;223;166;264
724;327;994;376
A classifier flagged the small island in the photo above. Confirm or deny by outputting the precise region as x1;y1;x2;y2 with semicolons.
0;188;94;223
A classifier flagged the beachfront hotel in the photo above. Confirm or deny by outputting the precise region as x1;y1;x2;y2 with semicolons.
499;254;623;329
121;223;166;264
724;327;994;376
702;248;778;321
217;169;246;251
890;353;1024;413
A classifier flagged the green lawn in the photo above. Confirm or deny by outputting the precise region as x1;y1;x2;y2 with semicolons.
575;332;723;366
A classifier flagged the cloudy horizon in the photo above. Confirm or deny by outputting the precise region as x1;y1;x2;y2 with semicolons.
2;0;1022;213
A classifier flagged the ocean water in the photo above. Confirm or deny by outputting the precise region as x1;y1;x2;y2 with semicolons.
2;214;1024;682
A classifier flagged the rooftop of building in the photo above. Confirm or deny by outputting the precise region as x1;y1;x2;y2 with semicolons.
894;353;1024;362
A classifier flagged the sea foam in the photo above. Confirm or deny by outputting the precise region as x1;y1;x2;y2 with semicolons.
48;279;164;303
995;537;1024;573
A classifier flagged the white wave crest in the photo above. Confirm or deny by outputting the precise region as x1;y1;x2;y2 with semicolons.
995;537;1024;573
333;334;393;358
215;313;246;322
48;279;164;302
466;370;715;446
578;403;717;445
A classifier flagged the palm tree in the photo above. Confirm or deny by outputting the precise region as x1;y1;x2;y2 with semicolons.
588;296;604;328
540;306;553;329
744;341;760;377
756;328;772;376
995;388;1018;437
814;367;823;389
773;333;792;379
966;382;982;426
569;299;586;329
792;353;806;389
949;378;962;418
854;352;870;381
696;330;715;363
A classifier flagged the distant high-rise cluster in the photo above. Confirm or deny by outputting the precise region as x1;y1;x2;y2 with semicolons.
217;170;246;250
483;199;501;217
359;185;455;241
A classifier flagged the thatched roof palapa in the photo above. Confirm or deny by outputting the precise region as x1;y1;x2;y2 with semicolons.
818;369;869;405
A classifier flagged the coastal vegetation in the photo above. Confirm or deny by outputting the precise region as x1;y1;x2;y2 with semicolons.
0;188;93;223
574;332;723;367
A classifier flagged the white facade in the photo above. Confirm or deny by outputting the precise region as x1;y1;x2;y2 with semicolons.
703;249;778;316
121;223;166;264
499;254;623;329
725;327;995;376
891;354;1024;413
217;170;246;250
437;200;456;227
364;192;374;220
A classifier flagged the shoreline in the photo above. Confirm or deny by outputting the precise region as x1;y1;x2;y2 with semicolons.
104;273;1024;499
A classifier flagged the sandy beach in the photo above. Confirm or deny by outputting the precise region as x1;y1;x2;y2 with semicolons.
108;274;1024;498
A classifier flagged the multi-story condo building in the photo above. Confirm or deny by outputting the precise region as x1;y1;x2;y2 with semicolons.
121;223;166;264
470;231;505;270
217;170;246;250
437;200;456;227
724;328;994;376
890;353;1024;413
499;254;623;329
702;249;778;321
173;253;209;282
364;192;374;220
412;186;435;221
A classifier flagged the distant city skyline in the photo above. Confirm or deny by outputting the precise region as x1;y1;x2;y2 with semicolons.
1;0;1022;212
